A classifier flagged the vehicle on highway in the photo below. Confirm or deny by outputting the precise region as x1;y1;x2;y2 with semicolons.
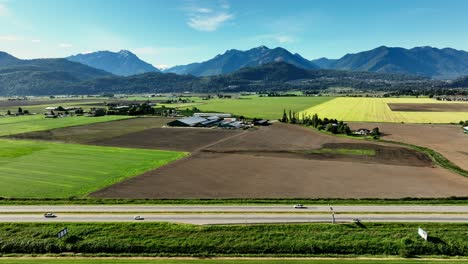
44;212;57;218
294;204;307;209
134;215;144;220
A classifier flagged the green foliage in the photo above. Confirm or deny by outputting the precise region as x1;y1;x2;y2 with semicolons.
281;112;351;135
0;139;187;198
2;259;468;264
0;223;467;257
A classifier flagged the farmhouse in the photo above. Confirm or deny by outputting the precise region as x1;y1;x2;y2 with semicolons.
355;128;371;135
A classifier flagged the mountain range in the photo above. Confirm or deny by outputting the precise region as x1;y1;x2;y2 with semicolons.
312;46;468;80
166;45;468;80
1;45;468;96
0;52;113;95
165;46;318;76
67;50;159;76
0;56;440;96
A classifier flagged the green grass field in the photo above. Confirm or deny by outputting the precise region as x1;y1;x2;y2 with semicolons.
0;115;133;136
0;259;466;264
197;96;333;119
301;97;468;123
0;139;187;198
0;222;467;257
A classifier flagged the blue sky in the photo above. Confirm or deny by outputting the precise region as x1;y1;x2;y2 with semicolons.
1;0;468;68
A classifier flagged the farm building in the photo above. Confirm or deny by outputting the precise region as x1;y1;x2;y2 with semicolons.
167;114;251;129
220;121;243;129
355;128;370;135
167;116;208;127
464;126;468;133
254;119;270;126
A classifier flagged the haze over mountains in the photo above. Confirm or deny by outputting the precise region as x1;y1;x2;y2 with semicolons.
67;50;160;76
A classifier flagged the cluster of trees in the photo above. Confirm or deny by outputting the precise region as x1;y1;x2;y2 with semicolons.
107;103;155;116
259;92;298;97
280;110;351;135
5;107;30;116
460;120;468;127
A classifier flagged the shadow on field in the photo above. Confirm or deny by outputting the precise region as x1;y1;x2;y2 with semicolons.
428;236;446;244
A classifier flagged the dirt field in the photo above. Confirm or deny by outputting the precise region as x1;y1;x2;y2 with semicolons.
91;127;243;152
388;103;468;112
9;116;242;152
205;142;432;167
8;117;175;143
91;123;468;199
350;122;468;171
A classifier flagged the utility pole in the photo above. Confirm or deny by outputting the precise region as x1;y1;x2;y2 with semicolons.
329;204;335;224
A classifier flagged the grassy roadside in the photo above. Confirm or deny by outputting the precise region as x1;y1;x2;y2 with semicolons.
1;197;468;205
1;258;468;264
0;222;467;257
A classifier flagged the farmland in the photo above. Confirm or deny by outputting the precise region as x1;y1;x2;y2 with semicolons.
0;139;186;198
9;117;176;143
301;97;468;123
196;96;333;119
349;122;468;171
92;123;468;199
0;115;133;136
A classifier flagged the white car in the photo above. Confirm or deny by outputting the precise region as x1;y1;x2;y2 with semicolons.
44;212;57;218
294;204;307;209
134;215;144;220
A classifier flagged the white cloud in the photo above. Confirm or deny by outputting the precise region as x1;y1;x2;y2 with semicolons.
188;13;233;32
256;34;295;44
195;8;212;13
58;43;72;48
31;39;41;43
184;0;233;32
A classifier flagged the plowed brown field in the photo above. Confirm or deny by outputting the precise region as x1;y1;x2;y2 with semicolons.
91;123;468;199
350;123;468;171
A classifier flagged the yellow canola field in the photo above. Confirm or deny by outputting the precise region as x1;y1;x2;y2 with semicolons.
301;97;468;123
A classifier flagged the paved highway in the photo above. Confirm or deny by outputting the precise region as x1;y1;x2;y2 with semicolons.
1;205;468;213
0;213;468;224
